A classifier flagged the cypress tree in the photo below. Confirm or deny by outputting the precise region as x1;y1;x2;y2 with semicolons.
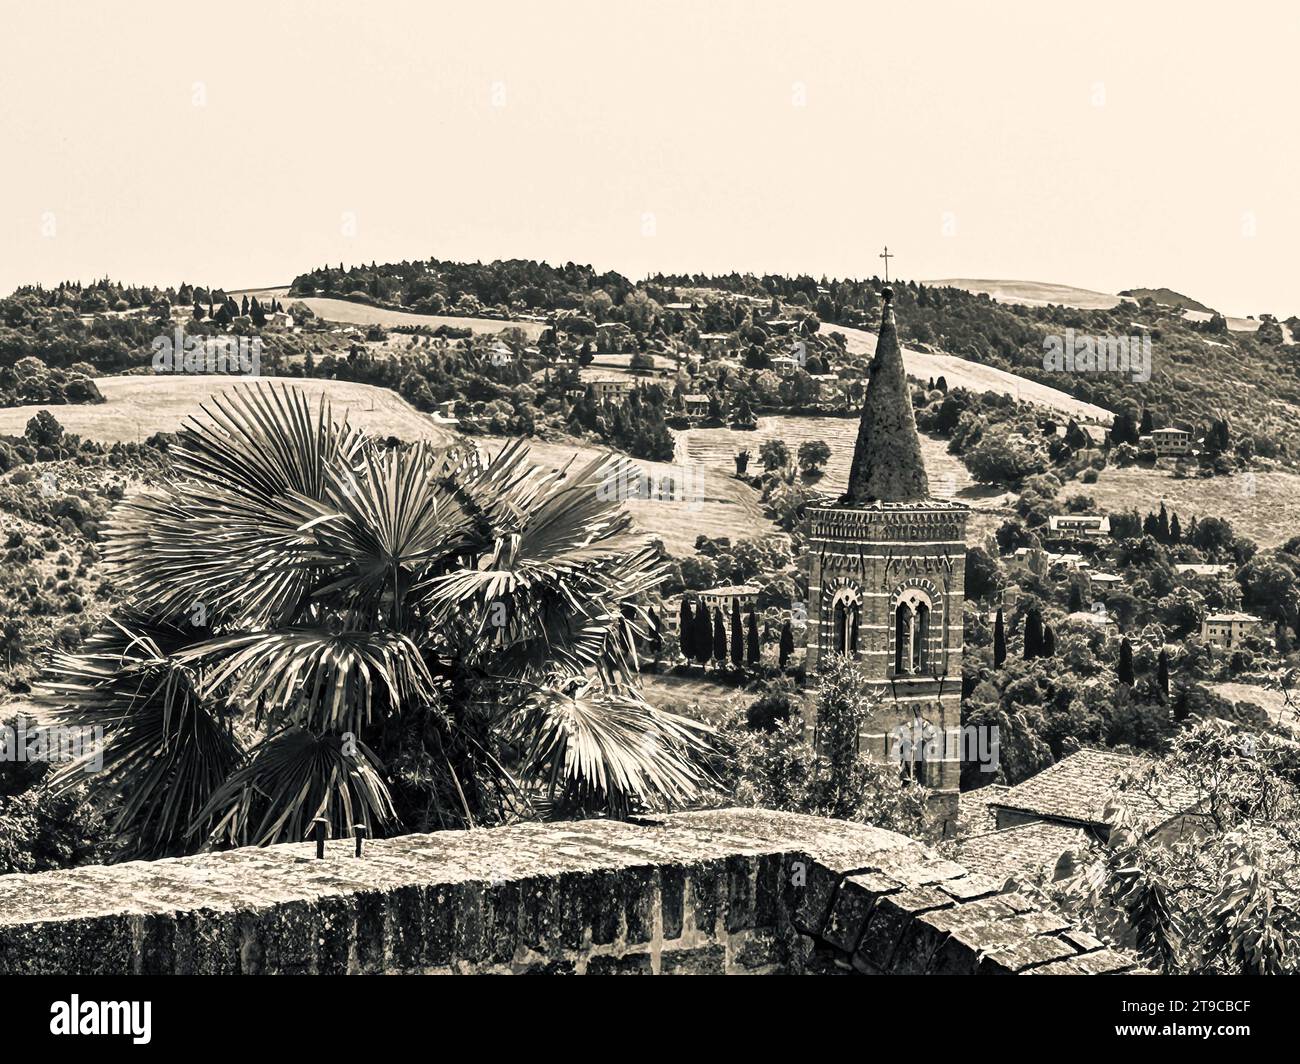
1042;624;1056;657
712;607;727;663
1169;513;1182;544
679;597;693;648
730;599;743;668
994;608;1007;667
779;620;794;669
1118;638;1135;686
1158;502;1170;543
692;599;712;665
1067;582;1084;614
746;610;760;665
1024;607;1044;660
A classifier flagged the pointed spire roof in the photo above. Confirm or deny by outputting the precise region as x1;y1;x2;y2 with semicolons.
842;286;930;505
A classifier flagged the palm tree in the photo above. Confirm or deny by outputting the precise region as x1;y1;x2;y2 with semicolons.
39;385;711;859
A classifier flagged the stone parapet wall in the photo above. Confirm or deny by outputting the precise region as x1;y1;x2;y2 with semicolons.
0;809;1139;975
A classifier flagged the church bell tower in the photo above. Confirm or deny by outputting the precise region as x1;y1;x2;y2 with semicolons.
804;284;968;833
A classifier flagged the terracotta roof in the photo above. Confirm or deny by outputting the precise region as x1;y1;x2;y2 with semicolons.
958;820;1095;885
988;748;1200;829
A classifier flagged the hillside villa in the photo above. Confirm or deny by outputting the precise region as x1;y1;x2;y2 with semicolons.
1047;514;1111;539
698;584;760;616
683;393;711;420
1141;426;1195;457
1200;611;1268;649
587;378;632;403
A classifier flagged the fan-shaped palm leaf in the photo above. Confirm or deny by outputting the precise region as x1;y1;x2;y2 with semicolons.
38;617;243;858
195;727;395;849
511;680;715;817
179;628;434;734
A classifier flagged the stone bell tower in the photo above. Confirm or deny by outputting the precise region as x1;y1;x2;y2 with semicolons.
804;285;967;833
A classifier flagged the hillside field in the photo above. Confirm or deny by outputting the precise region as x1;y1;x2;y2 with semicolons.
0;376;458;445
234;287;546;338
825;322;1114;425
1084;464;1300;550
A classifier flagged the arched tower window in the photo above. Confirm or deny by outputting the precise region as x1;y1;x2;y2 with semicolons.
894;603;913;673
830;587;861;658
893;588;936;676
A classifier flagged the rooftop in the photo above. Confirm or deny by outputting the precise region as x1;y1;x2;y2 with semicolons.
988;748;1201;829
700;584;760;597
957;820;1094;885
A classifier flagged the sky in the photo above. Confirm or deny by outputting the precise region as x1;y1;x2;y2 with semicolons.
1;0;1296;316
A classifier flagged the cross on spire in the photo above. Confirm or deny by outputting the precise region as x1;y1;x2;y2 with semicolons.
879;245;894;283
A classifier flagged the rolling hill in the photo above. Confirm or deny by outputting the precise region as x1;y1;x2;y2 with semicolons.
925;279;1126;311
234;286;545;338
823;321;1114;424
0;376;458;445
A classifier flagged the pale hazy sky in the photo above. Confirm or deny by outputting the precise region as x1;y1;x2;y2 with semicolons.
2;0;1296;316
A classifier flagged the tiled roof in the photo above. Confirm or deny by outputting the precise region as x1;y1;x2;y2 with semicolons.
957;821;1095;885
988;748;1200;829
957;784;1008;834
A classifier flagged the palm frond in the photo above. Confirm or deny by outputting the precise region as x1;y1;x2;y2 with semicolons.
511;680;715;817
37;616;243;859
178;627;434;734
195;728;395;849
103;383;364;627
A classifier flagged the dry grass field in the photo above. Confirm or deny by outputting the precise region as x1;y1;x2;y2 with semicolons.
827;321;1114;424
234;287;546;338
1083;464;1300;550
479;434;773;556
0;376;458;445
678;415;1010;546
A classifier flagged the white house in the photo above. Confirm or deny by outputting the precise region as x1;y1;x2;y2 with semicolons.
1143;427;1194;457
1047;514;1111;538
1201;612;1268;649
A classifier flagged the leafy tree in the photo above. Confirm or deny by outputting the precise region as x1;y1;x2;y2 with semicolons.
1054;721;1300;974
759;439;790;471
796;440;831;475
965;546;1001;601
24;409;64;447
1023;607;1044;660
994;609;1007;668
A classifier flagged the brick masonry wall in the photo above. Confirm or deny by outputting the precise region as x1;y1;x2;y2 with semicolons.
0;809;1140;975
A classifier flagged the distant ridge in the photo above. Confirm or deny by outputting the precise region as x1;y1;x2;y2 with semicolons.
924;279;1124;311
1118;287;1213;314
